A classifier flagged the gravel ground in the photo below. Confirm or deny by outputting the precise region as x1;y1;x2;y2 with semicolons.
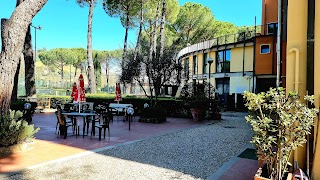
3;112;252;180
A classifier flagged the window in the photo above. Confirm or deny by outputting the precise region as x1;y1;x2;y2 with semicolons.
216;49;231;73
260;44;270;54
203;53;208;74
184;58;189;78
216;78;230;95
193;55;197;75
267;22;278;35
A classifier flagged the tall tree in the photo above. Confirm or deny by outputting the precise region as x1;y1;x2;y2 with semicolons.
11;0;36;101
170;2;215;47
24;25;36;97
77;0;97;93
141;0;178;58
11;57;21;102
70;48;87;77
159;0;166;58
152;1;161;57
103;0;140;60
133;0;144;61
121;41;181;107
0;0;48;116
38;48;75;80
93;50;106;89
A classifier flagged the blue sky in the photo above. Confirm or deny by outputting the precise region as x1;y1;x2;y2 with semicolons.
0;0;261;51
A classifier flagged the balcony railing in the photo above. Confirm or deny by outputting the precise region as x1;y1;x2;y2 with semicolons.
176;25;268;60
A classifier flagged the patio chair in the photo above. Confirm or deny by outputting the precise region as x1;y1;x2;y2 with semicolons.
56;110;75;139
55;105;76;134
91;111;111;140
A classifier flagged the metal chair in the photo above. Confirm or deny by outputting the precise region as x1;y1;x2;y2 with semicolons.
56;110;75;139
91;111;111;141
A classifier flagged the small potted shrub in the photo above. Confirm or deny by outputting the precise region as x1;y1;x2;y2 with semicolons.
181;82;212;122
244;87;318;180
0;110;39;157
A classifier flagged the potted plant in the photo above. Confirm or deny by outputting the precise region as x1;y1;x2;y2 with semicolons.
180;82;211;122
244;87;318;180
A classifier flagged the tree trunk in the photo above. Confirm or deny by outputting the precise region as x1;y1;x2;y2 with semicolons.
123;7;130;61
159;0;166;59
87;0;96;93
148;21;154;61
134;0;144;61
74;65;79;79
0;0;48;116
61;63;64;80
12;57;21;102
153;1;161;56
24;25;36;97
105;60;109;93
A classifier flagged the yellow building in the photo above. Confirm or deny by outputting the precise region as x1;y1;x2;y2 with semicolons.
177;32;255;110
178;0;320;177
285;0;319;178
257;0;319;178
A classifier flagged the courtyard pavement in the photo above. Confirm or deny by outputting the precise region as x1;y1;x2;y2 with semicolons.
0;111;257;179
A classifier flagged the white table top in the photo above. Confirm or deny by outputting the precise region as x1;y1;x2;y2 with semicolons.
62;112;97;116
109;103;133;109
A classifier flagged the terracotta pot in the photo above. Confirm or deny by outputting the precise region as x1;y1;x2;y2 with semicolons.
190;108;204;122
254;168;271;180
214;112;221;120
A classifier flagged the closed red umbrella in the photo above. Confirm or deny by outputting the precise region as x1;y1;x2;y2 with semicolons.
115;82;122;103
78;74;86;102
71;82;78;102
77;74;86;112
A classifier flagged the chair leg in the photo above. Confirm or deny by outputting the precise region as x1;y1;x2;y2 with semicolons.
64;126;67;139
98;128;102;141
76;125;79;137
103;127;106;139
56;122;58;134
108;128;110;140
86;119;90;135
72;118;76;134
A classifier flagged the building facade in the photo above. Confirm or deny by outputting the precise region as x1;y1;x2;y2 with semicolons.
254;0;287;92
177;32;255;110
178;0;320;178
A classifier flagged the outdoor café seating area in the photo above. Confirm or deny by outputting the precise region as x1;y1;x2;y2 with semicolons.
56;102;134;140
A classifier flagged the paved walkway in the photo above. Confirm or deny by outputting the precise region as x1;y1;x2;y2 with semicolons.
0;112;258;179
0;112;213;174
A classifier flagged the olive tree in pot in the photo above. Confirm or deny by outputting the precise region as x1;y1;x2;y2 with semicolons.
180;82;215;122
244;87;318;180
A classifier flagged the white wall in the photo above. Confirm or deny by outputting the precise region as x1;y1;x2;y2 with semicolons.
230;76;253;94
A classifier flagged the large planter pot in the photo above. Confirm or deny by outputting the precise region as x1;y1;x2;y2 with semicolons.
190;108;204;122
0;141;34;158
213;112;221;120
254;168;270;180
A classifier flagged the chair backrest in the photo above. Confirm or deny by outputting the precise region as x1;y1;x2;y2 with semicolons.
56;111;66;125
102;111;111;126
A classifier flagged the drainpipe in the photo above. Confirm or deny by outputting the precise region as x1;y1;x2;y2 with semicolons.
276;0;282;87
289;48;300;93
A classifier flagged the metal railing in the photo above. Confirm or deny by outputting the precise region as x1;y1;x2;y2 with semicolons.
176;24;271;60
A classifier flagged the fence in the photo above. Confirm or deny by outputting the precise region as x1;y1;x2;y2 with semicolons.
176;24;271;60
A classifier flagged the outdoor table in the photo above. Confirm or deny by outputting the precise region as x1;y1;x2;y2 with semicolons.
62;112;97;137
109;103;133;112
109;103;133;130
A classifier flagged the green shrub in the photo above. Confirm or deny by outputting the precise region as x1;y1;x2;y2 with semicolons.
139;107;166;123
11;101;37;113
244;88;318;179
0;111;39;148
